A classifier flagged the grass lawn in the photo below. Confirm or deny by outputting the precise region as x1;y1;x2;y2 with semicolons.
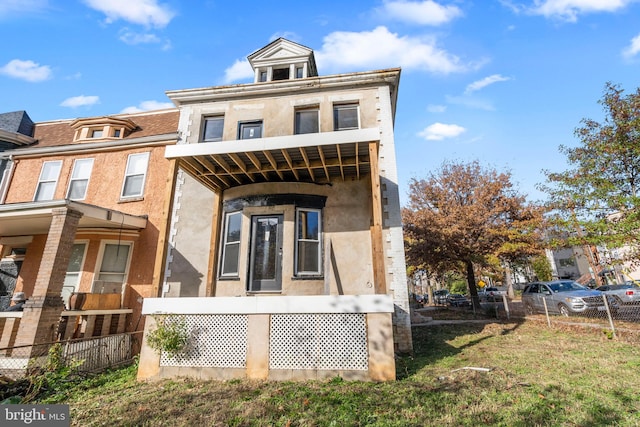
18;319;640;426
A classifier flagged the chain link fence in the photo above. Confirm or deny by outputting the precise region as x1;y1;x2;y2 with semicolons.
414;287;640;343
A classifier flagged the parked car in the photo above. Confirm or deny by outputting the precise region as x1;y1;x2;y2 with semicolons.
447;293;471;307
433;289;449;304
478;287;506;302
522;280;615;317
595;283;640;305
412;293;427;304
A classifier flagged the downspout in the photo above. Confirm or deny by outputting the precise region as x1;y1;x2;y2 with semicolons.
0;155;15;204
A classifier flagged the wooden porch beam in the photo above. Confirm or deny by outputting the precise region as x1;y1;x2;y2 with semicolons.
369;142;386;294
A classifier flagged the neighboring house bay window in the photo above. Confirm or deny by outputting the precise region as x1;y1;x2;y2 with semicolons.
220;211;242;277
34;160;62;201
66;158;94;200
296;208;322;276
121;152;149;198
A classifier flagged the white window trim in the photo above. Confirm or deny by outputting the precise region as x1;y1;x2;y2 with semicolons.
94;240;134;286
295;208;322;276
33;160;62;201
219;211;242;277
120;152;150;199
66;158;94;201
333;103;360;131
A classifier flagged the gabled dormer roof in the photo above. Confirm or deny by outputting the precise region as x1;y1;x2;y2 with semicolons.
247;38;318;83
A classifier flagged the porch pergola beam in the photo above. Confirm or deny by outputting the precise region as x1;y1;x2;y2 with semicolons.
368;142;386;294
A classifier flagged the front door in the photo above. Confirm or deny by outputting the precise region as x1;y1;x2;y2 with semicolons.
248;215;283;292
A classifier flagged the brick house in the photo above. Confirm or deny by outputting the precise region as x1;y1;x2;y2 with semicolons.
0;109;178;370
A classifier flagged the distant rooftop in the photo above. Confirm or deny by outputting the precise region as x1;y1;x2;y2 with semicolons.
0;111;34;137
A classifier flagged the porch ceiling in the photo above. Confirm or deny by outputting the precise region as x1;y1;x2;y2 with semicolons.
0;200;147;237
165;128;380;192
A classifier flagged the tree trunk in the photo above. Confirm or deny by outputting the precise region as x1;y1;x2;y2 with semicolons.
504;262;515;299
466;260;481;310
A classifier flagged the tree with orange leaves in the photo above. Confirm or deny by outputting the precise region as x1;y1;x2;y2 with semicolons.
402;160;545;309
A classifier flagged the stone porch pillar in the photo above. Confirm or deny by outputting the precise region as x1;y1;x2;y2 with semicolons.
14;207;83;357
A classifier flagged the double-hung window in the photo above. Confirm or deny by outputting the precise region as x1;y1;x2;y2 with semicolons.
295;108;319;134
121;152;149;198
202;116;224;142
220;212;242;277
295;208;322;276
66;158;94;200
333;104;359;131
34;160;62;201
96;242;132;285
238;121;263;140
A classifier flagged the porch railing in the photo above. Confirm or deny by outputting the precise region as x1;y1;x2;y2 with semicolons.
58;309;133;340
0;331;142;379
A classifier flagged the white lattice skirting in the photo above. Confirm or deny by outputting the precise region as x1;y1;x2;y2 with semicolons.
160;314;248;367
159;313;368;371
270;313;367;370
142;295;395;380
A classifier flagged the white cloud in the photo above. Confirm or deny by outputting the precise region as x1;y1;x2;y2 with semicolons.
223;59;254;84
445;94;495;111
380;0;463;25
83;0;175;28
418;122;466;140
0;0;48;17
119;30;161;45
60;95;100;108
120;100;174;113
464;74;511;94
0;59;52;82
315;26;470;74
623;34;640;58
65;72;82;80
529;0;632;22
427;104;447;113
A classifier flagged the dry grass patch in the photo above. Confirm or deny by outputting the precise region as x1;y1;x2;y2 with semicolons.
12;320;640;426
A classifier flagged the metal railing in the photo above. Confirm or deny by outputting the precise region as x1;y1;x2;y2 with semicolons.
0;331;142;378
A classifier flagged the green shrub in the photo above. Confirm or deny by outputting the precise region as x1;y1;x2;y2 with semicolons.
147;315;189;358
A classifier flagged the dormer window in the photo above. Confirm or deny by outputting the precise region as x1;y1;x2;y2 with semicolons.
248;38;318;84
273;68;289;81
70;116;137;142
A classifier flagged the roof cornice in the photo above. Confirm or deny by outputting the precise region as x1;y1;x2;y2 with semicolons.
0;132;179;159
0;129;37;147
166;68;401;106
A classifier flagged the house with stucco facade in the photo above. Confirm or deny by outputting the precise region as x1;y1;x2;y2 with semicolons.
138;38;412;382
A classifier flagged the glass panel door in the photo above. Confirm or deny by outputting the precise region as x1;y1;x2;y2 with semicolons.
248;215;283;292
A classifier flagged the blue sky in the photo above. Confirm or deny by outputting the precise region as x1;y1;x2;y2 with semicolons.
1;0;639;206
